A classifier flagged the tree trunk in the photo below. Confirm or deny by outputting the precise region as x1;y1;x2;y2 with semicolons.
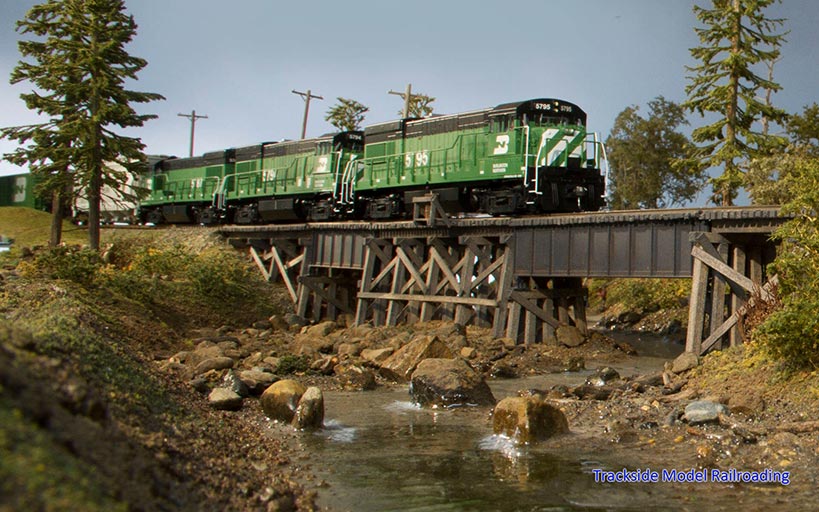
49;189;64;247
88;167;101;251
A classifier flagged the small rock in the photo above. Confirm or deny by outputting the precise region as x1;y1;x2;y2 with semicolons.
361;347;394;365
193;356;235;376
671;352;699;374
310;355;338;375
238;370;279;395
269;315;290;331
556;325;585;348
253;319;272;330
728;393;765;417
563;356;585;372
261;380;307;423
490;362;517;379
285;314;308;329
498;337;518;350
492;396;569;443
208;388;243;411
409;358;495;407
292;387;324;430
337;342;361;358
221;369;250;398
306;321;337;338
572;384;616;401
683;400;729;424
336;313;356;328
460;347;477;359
334;363;377;391
585;367;620;387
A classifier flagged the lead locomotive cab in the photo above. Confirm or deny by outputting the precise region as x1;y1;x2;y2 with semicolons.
480;98;606;214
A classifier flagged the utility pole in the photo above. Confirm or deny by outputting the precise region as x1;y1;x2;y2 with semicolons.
177;110;208;157
292;89;323;139
388;83;413;118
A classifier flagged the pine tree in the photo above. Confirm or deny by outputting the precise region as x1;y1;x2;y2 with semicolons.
2;0;163;250
683;0;787;205
606;97;705;209
325;98;369;132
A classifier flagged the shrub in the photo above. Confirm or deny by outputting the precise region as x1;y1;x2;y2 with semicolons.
18;246;101;286
596;278;690;313
752;154;819;370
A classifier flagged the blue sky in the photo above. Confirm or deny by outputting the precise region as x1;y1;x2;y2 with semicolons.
2;0;818;203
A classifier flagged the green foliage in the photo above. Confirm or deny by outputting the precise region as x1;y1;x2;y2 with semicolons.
276;355;310;375
186;247;256;304
752;153;819;369
325;97;369;131
19;246;102;286
2;0;163;249
787;103;819;152
600;279;691;313
683;0;788;205
400;93;435;118
606;97;705;209
0;400;127;512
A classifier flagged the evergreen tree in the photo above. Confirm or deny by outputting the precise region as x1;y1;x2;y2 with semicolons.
2;0;163;250
787;103;819;152
606;97;705;210
325;97;369;132
683;0;787;206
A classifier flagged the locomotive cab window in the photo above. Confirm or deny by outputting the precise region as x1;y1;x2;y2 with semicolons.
491;115;512;132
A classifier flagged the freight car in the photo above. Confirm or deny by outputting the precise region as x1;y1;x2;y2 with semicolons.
0;172;46;210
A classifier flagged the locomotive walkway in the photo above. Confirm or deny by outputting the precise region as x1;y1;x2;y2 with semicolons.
219;205;785;355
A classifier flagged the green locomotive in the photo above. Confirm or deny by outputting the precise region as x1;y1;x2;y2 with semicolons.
140;97;605;223
138;131;363;224
342;98;605;218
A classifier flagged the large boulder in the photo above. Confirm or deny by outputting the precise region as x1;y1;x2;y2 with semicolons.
261;379;307;423
409;358;495;407
492;396;569;444
292;387;324;430
380;335;453;382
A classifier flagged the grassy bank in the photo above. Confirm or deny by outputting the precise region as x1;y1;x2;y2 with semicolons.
0;208;310;510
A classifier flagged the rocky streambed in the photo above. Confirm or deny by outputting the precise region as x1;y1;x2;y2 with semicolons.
158;316;819;511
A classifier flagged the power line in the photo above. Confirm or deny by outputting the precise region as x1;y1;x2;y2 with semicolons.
177;110;208;157
292;89;323;139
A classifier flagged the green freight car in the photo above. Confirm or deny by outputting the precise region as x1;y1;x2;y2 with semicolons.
0;172;46;210
341;98;605;218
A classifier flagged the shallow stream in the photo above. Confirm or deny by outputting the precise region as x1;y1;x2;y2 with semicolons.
281;332;804;511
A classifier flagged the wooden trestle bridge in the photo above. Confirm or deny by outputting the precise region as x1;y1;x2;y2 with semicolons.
219;198;784;355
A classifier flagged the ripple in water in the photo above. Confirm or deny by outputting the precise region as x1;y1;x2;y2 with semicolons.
319;419;357;443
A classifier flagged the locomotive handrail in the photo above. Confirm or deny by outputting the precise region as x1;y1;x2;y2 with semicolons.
217;159;302;207
147;173;221;203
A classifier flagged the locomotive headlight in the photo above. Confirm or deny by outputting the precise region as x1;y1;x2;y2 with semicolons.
573;186;588;197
